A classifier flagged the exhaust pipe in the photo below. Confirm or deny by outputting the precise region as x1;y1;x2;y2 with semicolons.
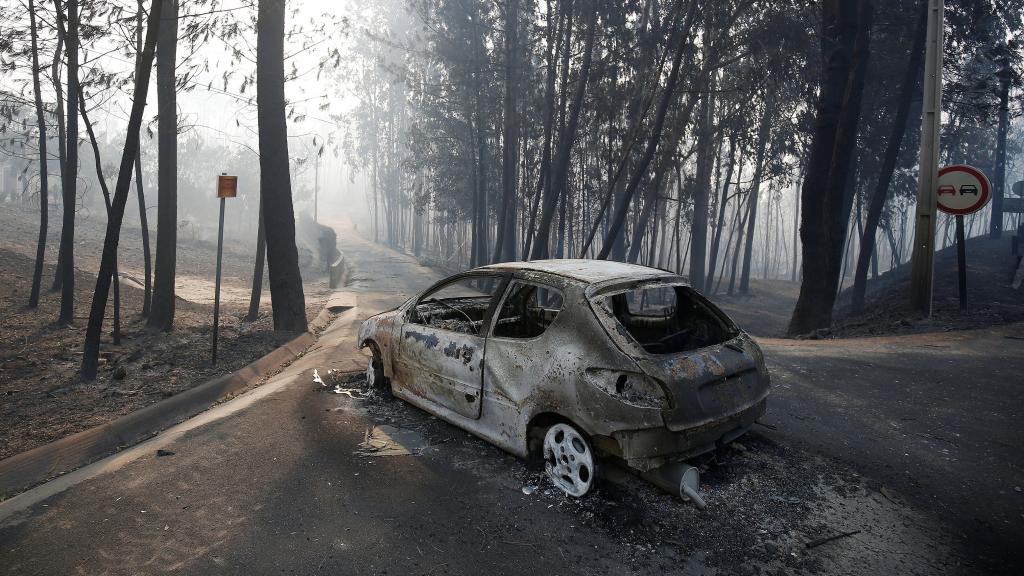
640;462;707;509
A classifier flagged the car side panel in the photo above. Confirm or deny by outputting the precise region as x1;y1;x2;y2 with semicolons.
481;276;665;457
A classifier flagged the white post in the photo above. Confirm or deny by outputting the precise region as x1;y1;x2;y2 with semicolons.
910;0;943;315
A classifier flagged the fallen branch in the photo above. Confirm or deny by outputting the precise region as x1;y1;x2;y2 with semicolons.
806;529;861;549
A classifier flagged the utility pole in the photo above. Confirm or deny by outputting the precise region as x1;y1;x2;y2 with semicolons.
910;0;943;315
314;154;319;224
991;54;1011;238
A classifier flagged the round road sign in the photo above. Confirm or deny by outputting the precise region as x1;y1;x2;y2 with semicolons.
936;165;990;216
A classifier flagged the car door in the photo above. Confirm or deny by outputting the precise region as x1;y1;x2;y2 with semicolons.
394;273;506;420
483;279;566;415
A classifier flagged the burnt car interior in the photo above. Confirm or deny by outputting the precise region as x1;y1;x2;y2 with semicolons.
493;282;563;339
409;276;500;335
607;285;735;354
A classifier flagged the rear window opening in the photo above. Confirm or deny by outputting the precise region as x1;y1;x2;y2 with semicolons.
603;285;736;354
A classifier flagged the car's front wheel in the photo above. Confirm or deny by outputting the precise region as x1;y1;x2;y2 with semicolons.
543;423;596;497
364;344;391;398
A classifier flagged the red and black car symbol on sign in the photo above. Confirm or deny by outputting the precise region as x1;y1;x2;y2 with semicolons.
959;184;979;196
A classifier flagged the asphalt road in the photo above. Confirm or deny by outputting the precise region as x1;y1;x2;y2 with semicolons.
1;220;1020;575
761;330;1024;571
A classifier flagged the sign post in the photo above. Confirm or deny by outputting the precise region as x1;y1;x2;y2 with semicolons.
936;165;991;312
213;173;237;365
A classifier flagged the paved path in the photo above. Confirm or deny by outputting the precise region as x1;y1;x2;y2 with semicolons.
1;220;1018;575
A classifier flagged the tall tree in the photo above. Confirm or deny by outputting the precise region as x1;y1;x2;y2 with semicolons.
27;0;49;309
531;2;597;260
135;0;153;316
597;1;696;260
850;0;927;312
246;194;266;321
257;0;308;332
81;0;164;380
49;0;67;294
689;20;716;289
990;51;1011;238
739;95;774;294
57;0;80;325
493;0;520;263
148;0;178;331
789;0;874;335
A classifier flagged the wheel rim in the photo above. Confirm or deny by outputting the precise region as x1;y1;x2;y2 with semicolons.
543;423;594;497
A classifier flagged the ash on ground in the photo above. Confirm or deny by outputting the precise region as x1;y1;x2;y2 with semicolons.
318;371;955;575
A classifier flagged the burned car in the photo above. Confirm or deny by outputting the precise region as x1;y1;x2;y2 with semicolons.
357;260;769;498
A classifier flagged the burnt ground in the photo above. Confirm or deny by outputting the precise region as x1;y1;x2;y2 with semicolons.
318;370;959;575
832;234;1024;337
707;234;1024;339
0;206;331;461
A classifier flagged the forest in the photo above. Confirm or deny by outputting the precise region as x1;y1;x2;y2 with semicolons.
343;0;1022;335
0;0;1021;373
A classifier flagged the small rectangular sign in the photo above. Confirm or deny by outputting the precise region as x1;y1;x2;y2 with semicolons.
217;175;237;198
1013;181;1023;197
1005;197;1023;214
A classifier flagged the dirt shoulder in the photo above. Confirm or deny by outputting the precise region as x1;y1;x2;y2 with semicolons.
0;207;330;461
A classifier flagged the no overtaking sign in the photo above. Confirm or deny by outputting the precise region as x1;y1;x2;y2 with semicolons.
936;165;991;216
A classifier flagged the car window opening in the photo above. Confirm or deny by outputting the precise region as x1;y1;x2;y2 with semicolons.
607;285;734;354
410;277;499;335
494;282;563;339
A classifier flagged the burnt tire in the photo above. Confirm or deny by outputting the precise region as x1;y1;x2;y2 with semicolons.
365;343;392;399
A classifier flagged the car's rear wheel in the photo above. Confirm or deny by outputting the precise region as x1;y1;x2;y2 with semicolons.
365;343;391;398
543;423;595;497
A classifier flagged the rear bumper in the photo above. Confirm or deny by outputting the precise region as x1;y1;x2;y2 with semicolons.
595;398;766;472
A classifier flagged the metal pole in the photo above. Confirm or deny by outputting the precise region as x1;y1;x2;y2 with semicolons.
910;0;943;315
314;155;319;224
212;196;225;365
955;214;966;311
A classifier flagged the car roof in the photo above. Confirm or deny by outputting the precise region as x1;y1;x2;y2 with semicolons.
479;259;678;284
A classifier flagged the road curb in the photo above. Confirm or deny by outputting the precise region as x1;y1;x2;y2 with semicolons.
0;302;346;501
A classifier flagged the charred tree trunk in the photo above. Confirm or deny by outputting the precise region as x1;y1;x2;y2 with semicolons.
81;0;163;380
597;2;697;260
493;0;520;264
689;26;716;289
789;1;873;335
57;0;79;325
28;0;49;309
148;0;178;331
135;0;152;317
78;91;121;343
531;3;596;260
257;0;308;332
850;0;925;312
134;149;151;316
50;0;66;293
740;98;773;294
990;51;1010;238
705;135;737;293
246;194;266;321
